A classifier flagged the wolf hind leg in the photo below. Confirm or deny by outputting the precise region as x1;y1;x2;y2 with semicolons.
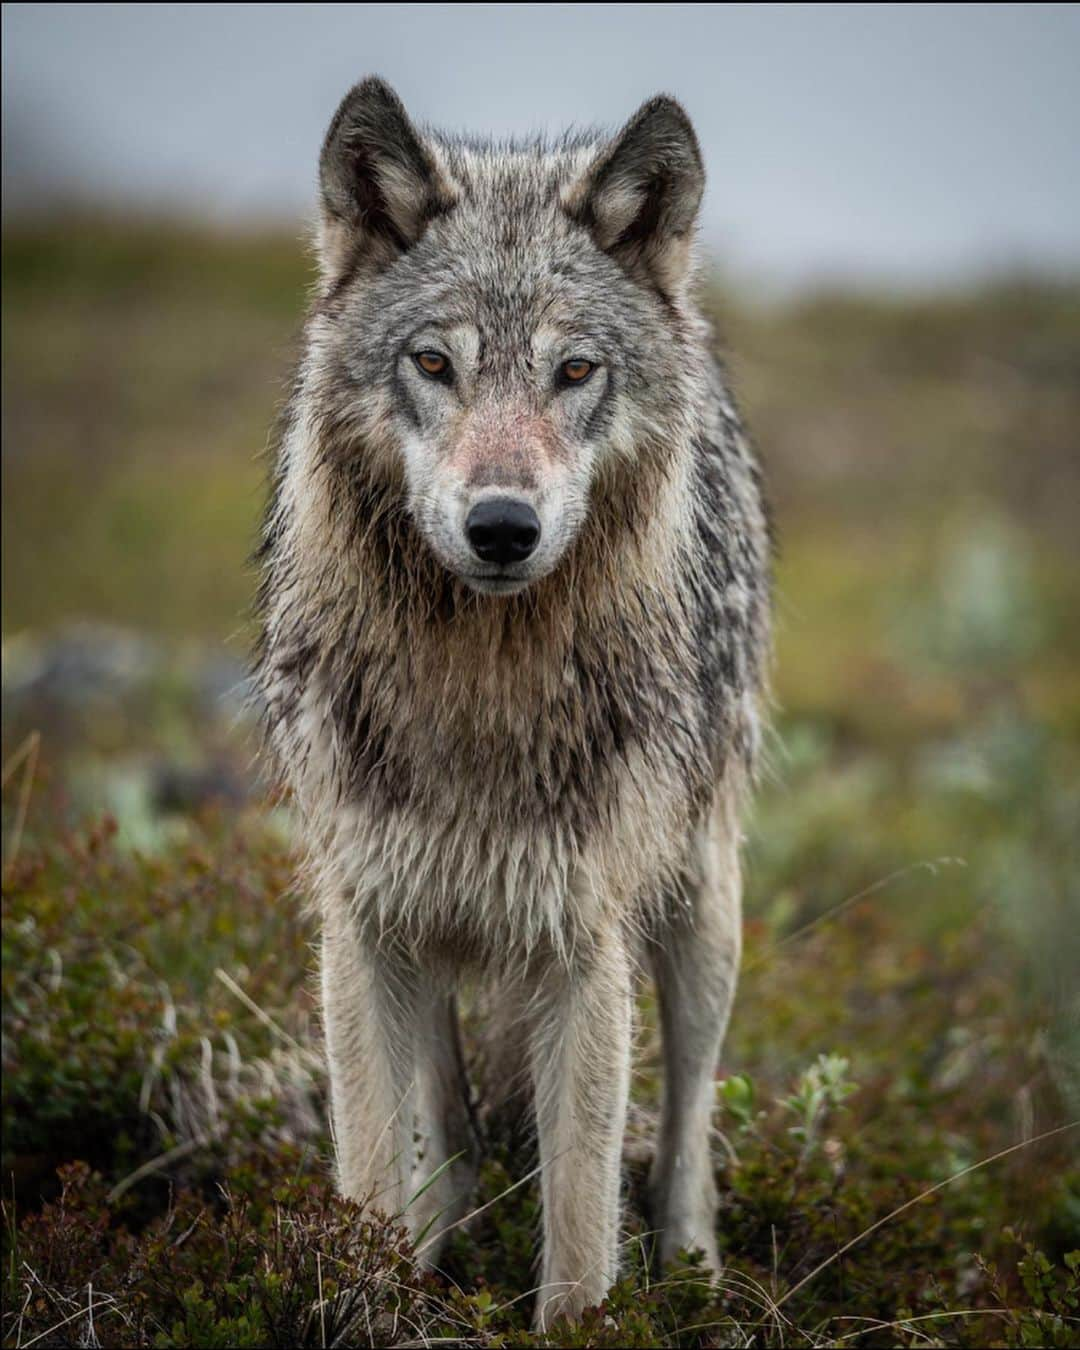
407;991;480;1266
647;798;742;1272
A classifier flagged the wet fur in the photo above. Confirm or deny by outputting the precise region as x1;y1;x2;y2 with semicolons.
254;78;771;1326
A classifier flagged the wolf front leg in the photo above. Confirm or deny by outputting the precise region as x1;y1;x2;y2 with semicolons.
528;929;633;1330
320;905;419;1225
647;805;742;1271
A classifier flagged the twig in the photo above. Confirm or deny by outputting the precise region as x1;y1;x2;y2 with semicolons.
2;731;41;870
745;857;966;972
19;1296;117;1349
214;967;318;1063
107;1134;211;1203
317;1250;326;1350
770;1119;1079;1316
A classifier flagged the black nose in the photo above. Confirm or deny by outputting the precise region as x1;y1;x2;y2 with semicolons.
465;497;541;565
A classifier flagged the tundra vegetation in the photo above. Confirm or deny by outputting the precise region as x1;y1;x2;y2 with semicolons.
2;223;1078;1347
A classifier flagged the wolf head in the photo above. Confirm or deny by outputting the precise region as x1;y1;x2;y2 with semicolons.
311;77;706;595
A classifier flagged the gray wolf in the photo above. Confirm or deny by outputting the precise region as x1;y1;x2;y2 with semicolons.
254;76;771;1328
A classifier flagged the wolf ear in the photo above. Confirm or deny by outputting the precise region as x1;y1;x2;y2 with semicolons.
317;77;456;279
564;95;704;296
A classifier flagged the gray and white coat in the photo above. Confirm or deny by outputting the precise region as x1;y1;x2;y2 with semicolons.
254;77;771;1328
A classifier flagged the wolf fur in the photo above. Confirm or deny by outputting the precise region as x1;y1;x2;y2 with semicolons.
254;76;771;1327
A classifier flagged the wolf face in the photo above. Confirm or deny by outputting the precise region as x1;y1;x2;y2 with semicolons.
312;78;706;593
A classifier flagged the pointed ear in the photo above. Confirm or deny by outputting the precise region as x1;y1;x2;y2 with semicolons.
563;95;704;296
317;77;457;279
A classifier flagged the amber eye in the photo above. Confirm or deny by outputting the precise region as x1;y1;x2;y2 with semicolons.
414;350;450;378
560;358;595;385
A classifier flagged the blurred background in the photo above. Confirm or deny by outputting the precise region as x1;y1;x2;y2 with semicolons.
2;5;1078;1340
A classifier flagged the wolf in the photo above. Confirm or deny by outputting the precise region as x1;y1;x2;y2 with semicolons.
253;76;771;1327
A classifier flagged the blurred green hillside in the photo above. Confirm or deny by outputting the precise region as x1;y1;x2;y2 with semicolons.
4;224;1079;723
2;224;1078;1347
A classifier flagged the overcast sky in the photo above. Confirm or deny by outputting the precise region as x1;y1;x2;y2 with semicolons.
3;3;1079;287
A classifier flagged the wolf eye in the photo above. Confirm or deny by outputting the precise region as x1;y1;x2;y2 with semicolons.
559;359;595;386
414;351;450;379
